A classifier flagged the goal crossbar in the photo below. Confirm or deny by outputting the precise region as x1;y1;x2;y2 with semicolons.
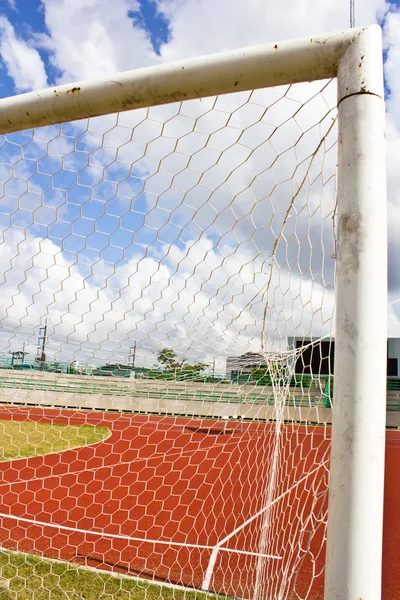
0;26;383;135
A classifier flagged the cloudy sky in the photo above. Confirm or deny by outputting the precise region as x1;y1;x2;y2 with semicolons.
0;0;399;368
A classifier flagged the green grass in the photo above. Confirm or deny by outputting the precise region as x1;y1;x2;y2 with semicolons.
0;422;219;598
0;420;110;461
0;550;218;599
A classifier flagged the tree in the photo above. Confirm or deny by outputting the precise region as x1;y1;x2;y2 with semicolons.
157;348;180;370
181;362;207;374
157;348;207;380
251;363;286;385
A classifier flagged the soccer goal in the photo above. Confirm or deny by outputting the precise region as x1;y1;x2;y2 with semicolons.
0;25;387;600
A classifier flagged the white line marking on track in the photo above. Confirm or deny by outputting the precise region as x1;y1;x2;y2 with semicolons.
201;458;329;590
0;511;281;560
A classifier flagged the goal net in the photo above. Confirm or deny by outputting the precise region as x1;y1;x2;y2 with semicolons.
0;28;386;600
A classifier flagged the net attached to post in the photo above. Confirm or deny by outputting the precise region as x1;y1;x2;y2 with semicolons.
0;79;336;599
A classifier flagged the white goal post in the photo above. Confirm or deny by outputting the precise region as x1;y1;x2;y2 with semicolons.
0;25;387;600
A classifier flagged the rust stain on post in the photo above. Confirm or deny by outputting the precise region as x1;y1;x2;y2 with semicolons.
53;86;81;97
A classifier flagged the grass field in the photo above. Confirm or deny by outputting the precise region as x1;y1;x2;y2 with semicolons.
0;417;217;599
0;420;110;461
0;550;216;600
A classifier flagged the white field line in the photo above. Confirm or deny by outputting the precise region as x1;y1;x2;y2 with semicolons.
0;511;281;560
201;458;329;590
0;546;226;599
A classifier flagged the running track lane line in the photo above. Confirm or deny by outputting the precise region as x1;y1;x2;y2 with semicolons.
0;511;282;560
201;458;329;591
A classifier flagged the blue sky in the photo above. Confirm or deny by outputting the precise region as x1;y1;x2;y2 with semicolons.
0;0;177;276
0;1;396;98
0;0;55;95
0;0;170;97
128;0;170;54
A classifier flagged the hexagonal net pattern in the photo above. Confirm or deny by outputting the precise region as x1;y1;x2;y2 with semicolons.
0;80;337;599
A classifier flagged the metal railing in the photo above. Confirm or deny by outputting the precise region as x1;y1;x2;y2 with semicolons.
1;373;399;411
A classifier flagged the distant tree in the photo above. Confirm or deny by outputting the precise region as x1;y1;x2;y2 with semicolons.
181;362;207;375
250;368;272;385
157;348;180;370
251;363;286;385
157;348;207;380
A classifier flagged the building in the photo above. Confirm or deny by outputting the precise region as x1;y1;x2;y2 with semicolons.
287;337;400;376
225;352;267;380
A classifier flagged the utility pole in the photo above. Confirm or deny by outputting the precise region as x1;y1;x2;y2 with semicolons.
9;342;27;370
36;319;47;367
129;342;137;369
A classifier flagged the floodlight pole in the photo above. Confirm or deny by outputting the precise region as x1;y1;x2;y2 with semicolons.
325;26;387;600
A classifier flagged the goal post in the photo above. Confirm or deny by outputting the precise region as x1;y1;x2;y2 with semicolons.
327;26;387;600
0;25;387;600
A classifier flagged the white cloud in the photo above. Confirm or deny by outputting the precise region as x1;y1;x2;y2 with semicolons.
156;0;387;61
384;8;400;121
0;221;335;366
34;0;159;83
1;0;400;364
382;8;400;297
0;82;338;366
0;16;47;92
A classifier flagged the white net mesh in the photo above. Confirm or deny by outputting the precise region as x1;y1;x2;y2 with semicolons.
0;79;337;599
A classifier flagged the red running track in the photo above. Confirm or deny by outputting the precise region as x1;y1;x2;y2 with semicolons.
0;407;398;599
